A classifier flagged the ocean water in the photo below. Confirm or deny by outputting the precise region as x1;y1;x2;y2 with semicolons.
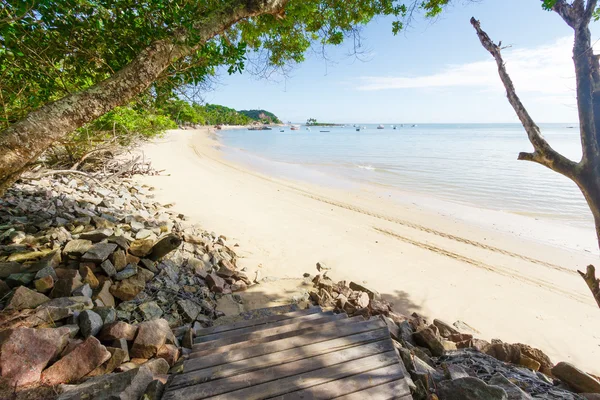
217;123;592;229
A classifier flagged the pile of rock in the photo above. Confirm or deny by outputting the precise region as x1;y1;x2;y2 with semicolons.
0;175;251;397
307;267;600;400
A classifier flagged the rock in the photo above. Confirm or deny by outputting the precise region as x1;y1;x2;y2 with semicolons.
445;364;470;380
453;320;480;334
34;275;55;293
552;362;600;393
110;273;146;301
108;235;129;251
144;358;170;375
140;258;158;273
130;220;145;232
206;273;227;293
136;228;153;239
73;283;93;298
50;270;83;298
0;327;70;387
87;346;128;376
0;279;10;297
7;249;53;263
485;343;522;365
355;291;370;308
111;338;130;362
94;280;115;308
100;259;117;277
413;327;446;357
94;306;116;325
79;309;103;337
63;239;93;257
40;296;93;312
516;344;553;376
157;344;180;366
178;299;202;321
81;242;118;263
79;265;99;289
519;354;541;371
129;239;155;257
217;259;236;277
434;319;461;338
348;281;380;300
99;321;138;341
79;228;114;242
110;249;128;271
56;366;153;400
139;301;163;320
149;233;182;260
60;338;84;358
35;265;58;280
130;319;171;359
142;379;165;400
42;336;111;385
489;373;533;399
183;328;194;349
6;272;35;287
115;264;138;280
437;377;508;400
5;286;50;311
0;261;24;278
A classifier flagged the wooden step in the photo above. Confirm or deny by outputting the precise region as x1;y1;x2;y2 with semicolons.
185;317;386;369
189;314;358;358
169;326;391;389
194;306;322;338
163;341;398;400
194;310;335;344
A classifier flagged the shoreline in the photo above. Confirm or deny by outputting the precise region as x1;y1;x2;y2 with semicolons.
135;128;600;374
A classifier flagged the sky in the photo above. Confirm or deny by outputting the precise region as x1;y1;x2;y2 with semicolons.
202;0;600;124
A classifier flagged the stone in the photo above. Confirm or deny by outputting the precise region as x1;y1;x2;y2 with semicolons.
94;306;116;325
60;338;84;358
56;366;153;400
125;253;141;265
79;228;114;242
489;373;533;399
100;259;117;277
129;239;155;257
107;235;129;250
434;319;461;338
453;320;480;334
42;336;111;385
130;220;145;232
356;291;370;308
206;273;227;293
149;233;182;260
437;377;508;400
73;283;93;298
136;229;153;239
157;343;180;366
115;264;138;280
413;327;446;357
79;265;99;289
110;274;146;301
130;319;171;359
139;301;163;320
81;242;118;263
0;279;10;297
94;280;116;308
445;364;470;380
144;357;170;375
516;343;553;376
138;267;155;282
99;321;138;341
87;346;128;377
5;286;50;311
63;239;93;257
140;258;158;273
6;272;35;287
519;354;541;371
0;261;24;278
217;259;236;277
552;362;600;393
178;299;202;321
7;249;53;263
40;296;93;312
51;272;84;298
34;275;55;293
79;309;103;337
0;327;70;387
35;265;58;281
142;379;165;400
348;281;381;300
183;328;194;349
110;249;128;271
111;338;130;362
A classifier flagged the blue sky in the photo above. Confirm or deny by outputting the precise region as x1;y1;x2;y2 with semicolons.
203;0;600;124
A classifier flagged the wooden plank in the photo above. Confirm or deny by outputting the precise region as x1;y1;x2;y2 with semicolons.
169;327;391;389
189;315;362;358
194;310;335;344
194;307;322;337
274;364;408;399
192;313;347;351
185;317;383;367
335;379;413;400
163;341;396;400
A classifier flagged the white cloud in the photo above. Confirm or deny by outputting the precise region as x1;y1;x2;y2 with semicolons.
357;36;584;100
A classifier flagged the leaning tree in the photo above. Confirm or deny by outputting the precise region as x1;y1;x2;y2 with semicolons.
471;0;600;306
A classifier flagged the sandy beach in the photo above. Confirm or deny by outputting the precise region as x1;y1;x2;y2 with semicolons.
135;128;600;374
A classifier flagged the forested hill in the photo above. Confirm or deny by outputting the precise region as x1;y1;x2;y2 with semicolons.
239;110;282;124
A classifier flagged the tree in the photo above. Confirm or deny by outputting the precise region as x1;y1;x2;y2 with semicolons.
470;0;600;307
0;0;452;192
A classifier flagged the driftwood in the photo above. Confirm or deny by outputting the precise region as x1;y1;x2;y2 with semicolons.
578;265;600;308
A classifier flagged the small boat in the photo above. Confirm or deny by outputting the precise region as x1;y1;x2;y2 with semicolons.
290;125;300;131
377;125;384;129
306;127;311;131
320;130;330;132
356;128;360;132
411;124;417;128
280;129;285;132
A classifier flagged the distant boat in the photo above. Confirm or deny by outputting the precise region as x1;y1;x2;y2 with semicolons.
400;124;404;127
356;128;360;132
392;125;397;130
320;130;330;132
377;125;384;129
290;125;300;131
411;124;417;128
306;127;311;131
280;129;285;132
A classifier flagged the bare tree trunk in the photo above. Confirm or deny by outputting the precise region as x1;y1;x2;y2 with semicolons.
0;0;287;193
471;2;600;308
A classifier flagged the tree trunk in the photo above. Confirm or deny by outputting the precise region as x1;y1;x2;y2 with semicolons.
0;0;288;193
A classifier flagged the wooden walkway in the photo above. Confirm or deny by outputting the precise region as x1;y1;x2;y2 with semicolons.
163;306;413;400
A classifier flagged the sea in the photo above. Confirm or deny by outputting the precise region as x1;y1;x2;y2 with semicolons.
217;123;592;230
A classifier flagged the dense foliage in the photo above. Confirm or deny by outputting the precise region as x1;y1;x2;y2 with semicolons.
239;109;282;124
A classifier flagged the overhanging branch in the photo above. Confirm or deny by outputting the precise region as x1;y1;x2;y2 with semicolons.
578;265;600;308
470;17;579;180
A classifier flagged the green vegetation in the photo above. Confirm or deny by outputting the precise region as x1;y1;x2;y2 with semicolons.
306;118;340;127
239;110;282;124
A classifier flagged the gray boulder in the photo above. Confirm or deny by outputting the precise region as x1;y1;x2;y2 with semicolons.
437;377;508;400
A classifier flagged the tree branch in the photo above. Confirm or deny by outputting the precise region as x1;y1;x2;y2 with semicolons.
551;0;578;27
578;265;600;308
470;17;579;179
585;0;598;21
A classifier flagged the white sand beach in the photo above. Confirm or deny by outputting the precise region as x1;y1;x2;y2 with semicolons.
135;128;600;374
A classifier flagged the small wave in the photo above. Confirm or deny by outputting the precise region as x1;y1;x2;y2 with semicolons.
357;164;375;171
